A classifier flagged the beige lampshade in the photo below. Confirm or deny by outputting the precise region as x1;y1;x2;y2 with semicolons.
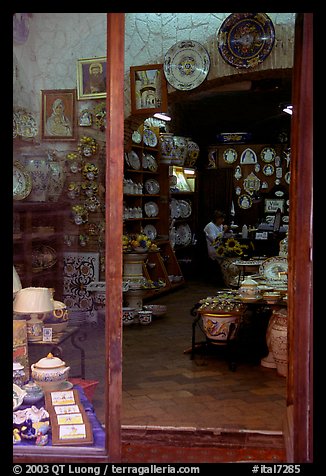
13;266;22;294
13;287;54;313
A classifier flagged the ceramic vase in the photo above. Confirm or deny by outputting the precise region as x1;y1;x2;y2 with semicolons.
270;308;288;377
159;133;174;164
220;257;241;287
185;138;200;167
23;154;50;202
172;136;188;166
261;313;277;368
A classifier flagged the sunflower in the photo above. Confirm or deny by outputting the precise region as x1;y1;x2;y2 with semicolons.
216;245;226;257
225;237;237;251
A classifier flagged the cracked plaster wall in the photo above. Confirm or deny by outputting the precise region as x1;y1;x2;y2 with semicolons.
13;13;296;125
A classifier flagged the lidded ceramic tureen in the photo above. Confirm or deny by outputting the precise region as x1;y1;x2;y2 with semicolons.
238;277;262;301
31;353;70;391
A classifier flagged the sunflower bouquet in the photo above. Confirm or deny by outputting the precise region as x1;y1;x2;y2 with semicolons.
214;237;249;258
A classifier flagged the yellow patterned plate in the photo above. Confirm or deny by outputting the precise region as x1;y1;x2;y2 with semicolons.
13;161;32;200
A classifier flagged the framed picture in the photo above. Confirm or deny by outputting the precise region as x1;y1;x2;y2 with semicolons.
76;57;107;100
130;64;168;115
41;89;77;141
264;198;285;214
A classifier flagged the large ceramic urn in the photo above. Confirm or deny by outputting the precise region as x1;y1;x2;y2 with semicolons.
270;307;288;377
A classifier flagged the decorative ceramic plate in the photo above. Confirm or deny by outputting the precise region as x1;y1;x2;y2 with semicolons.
128;150;141;170
223;148;238;164
259;257;288;281
13;109;38;138
262;164;275;176
144;201;159;217
164;40;210;90
143;224;157;241
13;160;32;200
144;153;158;172
143;129;158;147
176;223;192;246
178;199;192;218
260;147;276;163
144;179;160;194
217;13;275;69
170;198;181;219
132;130;142;144
238;194;252;209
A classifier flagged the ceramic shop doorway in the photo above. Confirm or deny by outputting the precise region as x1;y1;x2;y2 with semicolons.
105;13;313;462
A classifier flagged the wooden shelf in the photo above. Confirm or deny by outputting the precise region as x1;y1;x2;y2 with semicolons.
13;201;69;300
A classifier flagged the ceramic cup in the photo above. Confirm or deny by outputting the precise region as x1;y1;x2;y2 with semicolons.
138;310;152;325
122;307;136;326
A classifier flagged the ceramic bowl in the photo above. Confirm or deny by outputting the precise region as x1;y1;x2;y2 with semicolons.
143;304;167;317
31;353;70;391
43;300;69;324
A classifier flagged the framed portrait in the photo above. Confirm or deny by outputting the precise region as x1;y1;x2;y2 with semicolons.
130;64;168;115
41;89;77;141
77;57;107;100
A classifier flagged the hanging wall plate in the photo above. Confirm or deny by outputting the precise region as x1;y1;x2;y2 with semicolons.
164;40;210;91
217;13;275;69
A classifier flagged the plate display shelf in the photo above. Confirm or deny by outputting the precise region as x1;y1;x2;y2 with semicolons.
169;165;198;276
124;128;184;296
13;201;68;301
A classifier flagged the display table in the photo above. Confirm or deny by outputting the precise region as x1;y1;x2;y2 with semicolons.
28;326;87;379
232;259;265;287
13;385;105;448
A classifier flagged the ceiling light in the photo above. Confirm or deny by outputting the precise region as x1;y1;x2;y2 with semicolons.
153;112;171;121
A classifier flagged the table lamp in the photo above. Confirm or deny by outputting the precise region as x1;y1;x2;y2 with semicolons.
13;287;54;342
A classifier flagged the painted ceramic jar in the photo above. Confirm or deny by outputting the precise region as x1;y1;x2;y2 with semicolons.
13;362;26;387
23;153;51;202
270;308;288;377
122;307;136;326
185;138;200;167
31;353;70;391
138;310;152;325
22;381;44;405
159;133;174;163
172;136;188;166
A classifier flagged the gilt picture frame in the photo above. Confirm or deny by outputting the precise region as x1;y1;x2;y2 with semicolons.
130;64;168;116
76;57;107;100
41;89;77;141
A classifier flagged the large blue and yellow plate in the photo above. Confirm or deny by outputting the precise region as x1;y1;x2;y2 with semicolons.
217;13;275;69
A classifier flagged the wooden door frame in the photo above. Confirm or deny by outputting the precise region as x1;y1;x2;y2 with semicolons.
105;12;313;463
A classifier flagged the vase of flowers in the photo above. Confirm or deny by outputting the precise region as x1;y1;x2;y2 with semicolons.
213;237;249;287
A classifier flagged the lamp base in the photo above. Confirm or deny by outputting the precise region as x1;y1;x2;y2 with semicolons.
26;317;44;342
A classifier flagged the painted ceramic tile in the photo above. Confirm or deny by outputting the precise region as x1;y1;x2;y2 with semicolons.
63;252;99;324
